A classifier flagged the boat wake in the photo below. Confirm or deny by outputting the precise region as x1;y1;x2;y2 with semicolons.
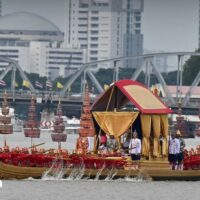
105;167;118;181
136;169;152;181
42;158;64;180
66;164;85;180
40;164;151;182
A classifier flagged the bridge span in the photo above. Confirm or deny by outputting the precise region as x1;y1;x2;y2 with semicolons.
0;91;199;118
1;52;200;117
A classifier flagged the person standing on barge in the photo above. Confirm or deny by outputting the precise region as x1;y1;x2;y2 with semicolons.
168;133;180;170
176;130;185;170
107;135;119;153
129;131;141;169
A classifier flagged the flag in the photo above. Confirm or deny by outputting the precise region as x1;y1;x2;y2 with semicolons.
35;81;43;89
15;81;18;87
46;80;52;88
0;80;6;87
22;80;30;88
104;84;109;91
56;81;63;89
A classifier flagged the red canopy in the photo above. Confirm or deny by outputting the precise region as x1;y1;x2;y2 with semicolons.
91;80;172;114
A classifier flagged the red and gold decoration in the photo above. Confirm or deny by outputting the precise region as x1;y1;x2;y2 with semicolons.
76;84;95;154
51;100;66;149
0;91;13;147
23;97;40;146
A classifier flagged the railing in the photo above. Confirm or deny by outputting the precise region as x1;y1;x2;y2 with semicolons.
0;90;199;109
0;90;97;103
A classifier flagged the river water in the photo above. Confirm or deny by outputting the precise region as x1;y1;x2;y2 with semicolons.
0;179;200;200
0;133;200;200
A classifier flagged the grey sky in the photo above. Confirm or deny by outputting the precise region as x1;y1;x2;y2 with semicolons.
143;0;199;52
2;0;199;52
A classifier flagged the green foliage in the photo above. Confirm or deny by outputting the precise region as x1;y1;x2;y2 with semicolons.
0;70;23;87
163;71;178;85
26;72;47;85
0;67;180;92
183;56;200;85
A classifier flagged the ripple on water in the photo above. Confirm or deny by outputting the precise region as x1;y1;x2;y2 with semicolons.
1;179;200;200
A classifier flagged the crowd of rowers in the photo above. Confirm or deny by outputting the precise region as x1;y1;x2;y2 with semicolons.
0;131;199;170
0;146;69;156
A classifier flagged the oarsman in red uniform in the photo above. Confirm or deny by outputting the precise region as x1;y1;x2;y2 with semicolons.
3;145;10;153
75;137;89;154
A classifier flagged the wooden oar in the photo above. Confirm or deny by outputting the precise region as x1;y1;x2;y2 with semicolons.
28;142;45;149
44;148;55;154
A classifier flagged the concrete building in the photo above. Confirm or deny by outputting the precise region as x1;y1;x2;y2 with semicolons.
30;41;86;79
65;0;143;68
0;0;2;17
48;46;86;79
0;12;86;79
144;50;169;73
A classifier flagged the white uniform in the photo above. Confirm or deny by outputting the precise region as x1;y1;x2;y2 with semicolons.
87;137;94;151
129;138;141;154
169;138;180;154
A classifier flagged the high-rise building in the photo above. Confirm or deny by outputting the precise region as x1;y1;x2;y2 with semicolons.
0;0;2;17
64;0;143;68
0;12;86;80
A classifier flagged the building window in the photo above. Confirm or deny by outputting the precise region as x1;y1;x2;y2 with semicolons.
135;16;141;21
79;17;88;20
49;62;82;65
135;30;140;34
91;24;99;28
91;17;99;21
91;37;98;41
78;37;87;40
135;23;141;28
0;49;18;53
49;51;82;55
78;24;87;27
79;3;88;8
91;10;99;14
97;3;108;6
90;44;98;48
91;30;98;34
90;57;98;61
78;31;87;34
81;44;88;48
79;10;88;14
8;55;18;58
90;50;98;55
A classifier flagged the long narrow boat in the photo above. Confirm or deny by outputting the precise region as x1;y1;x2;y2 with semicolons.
0;161;200;181
0;80;199;181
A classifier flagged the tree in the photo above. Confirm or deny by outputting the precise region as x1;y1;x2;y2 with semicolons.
163;71;178;85
183;55;200;85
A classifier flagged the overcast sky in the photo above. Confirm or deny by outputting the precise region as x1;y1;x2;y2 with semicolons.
2;0;199;52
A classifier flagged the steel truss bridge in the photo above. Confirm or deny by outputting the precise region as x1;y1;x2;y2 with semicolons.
0;52;200;112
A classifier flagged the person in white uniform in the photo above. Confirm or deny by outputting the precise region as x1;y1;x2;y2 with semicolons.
129;131;141;161
176;130;185;170
168;134;180;170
